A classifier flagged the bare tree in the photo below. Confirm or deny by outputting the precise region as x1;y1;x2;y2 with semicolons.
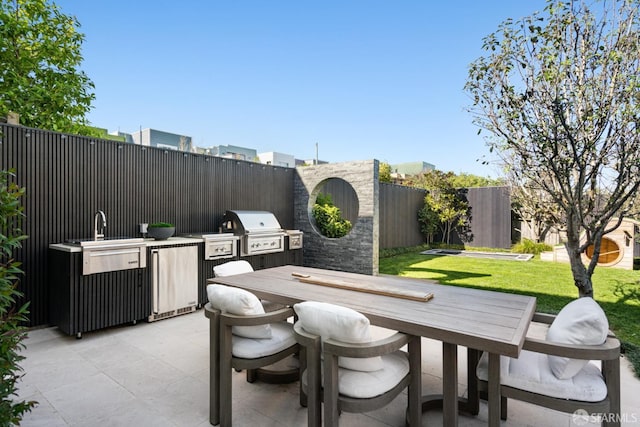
511;183;558;243
466;0;640;297
507;161;564;243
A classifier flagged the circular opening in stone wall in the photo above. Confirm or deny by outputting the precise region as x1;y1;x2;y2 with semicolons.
309;178;359;238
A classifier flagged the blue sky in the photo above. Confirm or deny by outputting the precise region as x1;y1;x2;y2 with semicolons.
55;1;548;177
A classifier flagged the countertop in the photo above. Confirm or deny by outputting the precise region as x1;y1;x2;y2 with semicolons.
49;237;204;253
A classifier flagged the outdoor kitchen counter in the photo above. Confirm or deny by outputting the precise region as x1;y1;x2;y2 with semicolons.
49;236;204;338
49;236;203;252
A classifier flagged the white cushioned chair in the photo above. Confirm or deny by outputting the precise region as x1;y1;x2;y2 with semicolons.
205;284;299;427
476;297;621;427
293;301;421;427
213;260;284;312
212;260;291;383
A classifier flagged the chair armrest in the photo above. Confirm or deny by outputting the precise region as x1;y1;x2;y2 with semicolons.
324;332;413;358
293;322;322;347
293;321;318;341
219;307;295;327
204;302;219;319
531;312;556;325
523;335;620;361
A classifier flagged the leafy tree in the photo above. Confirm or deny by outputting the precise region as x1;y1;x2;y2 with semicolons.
0;0;96;134
416;170;473;245
417;203;439;244
449;172;505;188
379;162;392;183
466;0;640;297
0;169;35;424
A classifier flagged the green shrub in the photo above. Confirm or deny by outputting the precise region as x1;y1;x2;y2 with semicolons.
312;193;352;238
512;239;552;255
0;169;36;424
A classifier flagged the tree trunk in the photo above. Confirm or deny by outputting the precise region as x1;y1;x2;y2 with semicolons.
538;224;552;244
564;237;594;298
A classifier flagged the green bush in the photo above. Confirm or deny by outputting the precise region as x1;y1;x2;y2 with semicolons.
312;193;352;238
0;169;36;424
512;239;553;255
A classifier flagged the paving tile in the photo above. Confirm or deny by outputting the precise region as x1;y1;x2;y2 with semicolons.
75;336;152;371
88;398;179;427
20;345;100;394
42;373;133;426
18;391;67;427
102;356;189;397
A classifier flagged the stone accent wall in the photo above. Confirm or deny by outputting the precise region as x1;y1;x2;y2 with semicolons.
294;160;379;275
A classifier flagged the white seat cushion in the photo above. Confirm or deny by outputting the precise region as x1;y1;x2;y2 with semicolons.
337;351;409;398
476;350;607;402
302;350;409;399
232;322;297;359
294;301;384;372
213;260;254;276
546;297;609;379
206;284;272;339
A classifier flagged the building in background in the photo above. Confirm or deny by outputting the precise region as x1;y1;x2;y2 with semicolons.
86;127;125;142
258;152;295;168
390;161;436;183
206;144;257;161
129;128;193;151
390;161;436;176
108;130;134;144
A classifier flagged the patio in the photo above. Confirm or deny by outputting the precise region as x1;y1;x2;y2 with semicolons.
16;309;640;427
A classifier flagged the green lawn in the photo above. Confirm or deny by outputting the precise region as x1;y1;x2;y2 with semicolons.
379;251;640;376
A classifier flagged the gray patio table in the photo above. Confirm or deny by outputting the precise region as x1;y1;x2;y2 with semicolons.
205;265;536;427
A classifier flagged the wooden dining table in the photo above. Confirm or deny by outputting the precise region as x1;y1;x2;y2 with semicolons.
205;265;536;427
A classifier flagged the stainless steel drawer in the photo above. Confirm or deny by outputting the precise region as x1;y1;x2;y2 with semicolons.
204;239;237;260
82;243;147;275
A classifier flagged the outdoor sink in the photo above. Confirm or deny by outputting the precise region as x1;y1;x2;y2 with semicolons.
65;237;143;247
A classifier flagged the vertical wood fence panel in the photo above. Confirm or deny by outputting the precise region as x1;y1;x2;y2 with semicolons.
379;183;427;249
466;186;512;249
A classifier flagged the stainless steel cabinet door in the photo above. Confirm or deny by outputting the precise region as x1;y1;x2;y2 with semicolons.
151;246;198;315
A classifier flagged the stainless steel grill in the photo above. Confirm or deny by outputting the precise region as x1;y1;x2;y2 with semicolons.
222;210;287;256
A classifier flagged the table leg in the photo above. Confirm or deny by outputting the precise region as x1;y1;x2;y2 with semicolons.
207;310;220;426
407;336;422;427
442;342;458;427
464;348;480;415
219;322;233;427
488;353;501;427
421;345;479;423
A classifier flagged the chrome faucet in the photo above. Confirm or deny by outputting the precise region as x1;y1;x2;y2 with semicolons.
94;210;107;240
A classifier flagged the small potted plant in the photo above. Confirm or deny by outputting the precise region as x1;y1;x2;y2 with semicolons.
147;222;175;240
